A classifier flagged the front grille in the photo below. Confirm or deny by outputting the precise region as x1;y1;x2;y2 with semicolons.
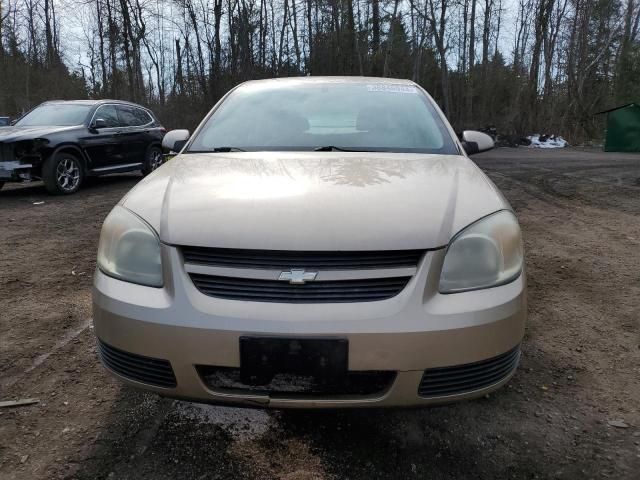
198;366;396;396
0;143;15;162
182;247;425;270
189;273;411;303
418;346;520;397
98;340;177;388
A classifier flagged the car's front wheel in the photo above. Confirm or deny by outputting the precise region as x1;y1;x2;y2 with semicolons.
42;152;84;195
141;146;164;176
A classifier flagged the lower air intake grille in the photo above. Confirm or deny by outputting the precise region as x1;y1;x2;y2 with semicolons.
189;274;411;303
198;366;396;396
418;346;520;397
98;340;177;388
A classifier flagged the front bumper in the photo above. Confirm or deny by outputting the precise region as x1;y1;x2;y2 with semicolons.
92;246;526;408
0;160;34;181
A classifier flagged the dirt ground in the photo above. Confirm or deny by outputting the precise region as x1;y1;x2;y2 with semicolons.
1;147;639;480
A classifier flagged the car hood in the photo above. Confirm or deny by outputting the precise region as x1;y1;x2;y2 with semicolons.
121;152;509;250
0;125;79;142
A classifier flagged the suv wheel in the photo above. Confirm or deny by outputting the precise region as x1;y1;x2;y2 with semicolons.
43;152;84;195
142;146;164;176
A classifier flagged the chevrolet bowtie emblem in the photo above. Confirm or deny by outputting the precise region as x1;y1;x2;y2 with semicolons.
279;269;318;284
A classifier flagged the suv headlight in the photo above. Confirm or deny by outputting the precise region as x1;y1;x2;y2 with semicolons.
97;206;163;287
439;210;523;293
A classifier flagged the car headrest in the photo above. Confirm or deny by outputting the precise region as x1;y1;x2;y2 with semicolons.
356;106;391;132
276;110;310;135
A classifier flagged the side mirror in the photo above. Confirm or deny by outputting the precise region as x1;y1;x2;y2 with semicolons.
162;129;190;153
91;118;107;129
462;130;495;155
10;119;17;126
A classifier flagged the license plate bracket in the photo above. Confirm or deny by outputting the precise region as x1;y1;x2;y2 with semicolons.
239;337;348;386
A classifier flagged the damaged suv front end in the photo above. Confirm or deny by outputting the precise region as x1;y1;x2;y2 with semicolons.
0;137;51;183
0;100;166;194
0;101;92;191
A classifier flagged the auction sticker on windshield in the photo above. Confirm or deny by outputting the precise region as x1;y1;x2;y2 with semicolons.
366;84;418;94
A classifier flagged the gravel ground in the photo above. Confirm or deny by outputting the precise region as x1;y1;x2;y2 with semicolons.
0;148;639;479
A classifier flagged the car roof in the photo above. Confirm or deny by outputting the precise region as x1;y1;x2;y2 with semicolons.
239;76;417;89
41;99;146;108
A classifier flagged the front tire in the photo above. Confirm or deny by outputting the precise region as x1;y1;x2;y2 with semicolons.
141;146;164;176
42;152;84;195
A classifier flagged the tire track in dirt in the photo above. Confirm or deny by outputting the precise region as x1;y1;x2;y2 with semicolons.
1;318;93;390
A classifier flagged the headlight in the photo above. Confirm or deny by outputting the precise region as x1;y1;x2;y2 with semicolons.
439;210;523;293
97;206;163;287
14;139;48;158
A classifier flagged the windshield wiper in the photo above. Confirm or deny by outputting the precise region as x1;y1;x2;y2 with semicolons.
209;147;246;152
313;145;367;152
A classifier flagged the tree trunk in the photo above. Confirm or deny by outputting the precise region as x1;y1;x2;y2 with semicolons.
481;0;492;66
469;0;476;70
468;0;477;122
43;0;56;66
306;0;313;73
530;1;553;103
213;0;223;78
427;0;452;115
106;0;118;97
278;0;289;72
371;0;381;75
95;0;108;95
346;0;357;74
119;0;137;100
290;0;302;71
383;0;400;77
175;39;184;95
185;0;208;99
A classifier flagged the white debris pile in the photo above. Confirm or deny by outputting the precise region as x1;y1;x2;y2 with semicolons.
173;401;272;441
527;134;569;148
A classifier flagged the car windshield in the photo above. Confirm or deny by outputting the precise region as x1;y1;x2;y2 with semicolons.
16;104;91;127
188;81;458;154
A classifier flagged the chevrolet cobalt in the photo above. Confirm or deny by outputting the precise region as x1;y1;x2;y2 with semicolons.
93;77;525;408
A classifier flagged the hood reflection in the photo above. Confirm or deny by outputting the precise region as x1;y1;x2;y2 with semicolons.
215;173;312;200
122;151;504;251
166;152;434;189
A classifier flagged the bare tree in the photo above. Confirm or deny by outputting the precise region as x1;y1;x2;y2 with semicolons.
0;0;636;139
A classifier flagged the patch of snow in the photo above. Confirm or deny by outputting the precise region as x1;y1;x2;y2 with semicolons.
173;401;272;441
527;134;569;148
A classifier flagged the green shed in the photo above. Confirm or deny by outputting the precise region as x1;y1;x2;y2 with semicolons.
597;103;640;152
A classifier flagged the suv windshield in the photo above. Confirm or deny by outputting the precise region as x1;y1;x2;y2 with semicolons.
16;104;91;127
188;82;458;154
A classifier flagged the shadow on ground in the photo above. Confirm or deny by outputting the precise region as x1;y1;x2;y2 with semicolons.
68;345;602;480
